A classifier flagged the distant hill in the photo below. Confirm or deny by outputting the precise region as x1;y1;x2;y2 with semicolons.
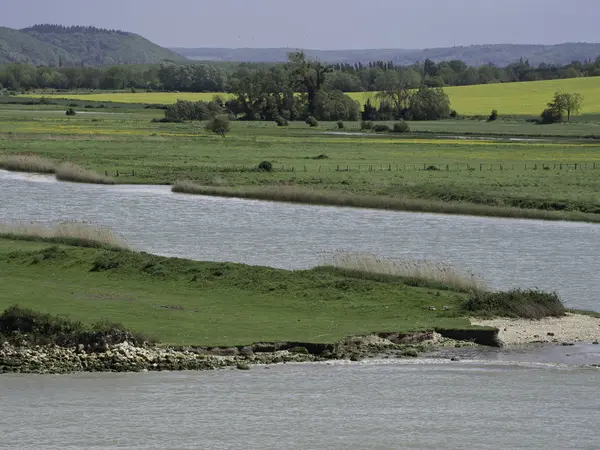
0;24;187;66
173;43;600;66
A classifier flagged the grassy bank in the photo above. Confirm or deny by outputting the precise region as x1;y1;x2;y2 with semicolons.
0;232;574;347
172;181;600;223
0;237;475;346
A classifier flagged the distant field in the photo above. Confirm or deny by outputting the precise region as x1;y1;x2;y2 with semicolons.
351;77;600;116
22;76;600;116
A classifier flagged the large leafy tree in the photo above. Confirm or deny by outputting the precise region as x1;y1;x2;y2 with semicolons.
287;52;332;115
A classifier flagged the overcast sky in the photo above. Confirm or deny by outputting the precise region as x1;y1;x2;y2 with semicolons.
4;0;599;49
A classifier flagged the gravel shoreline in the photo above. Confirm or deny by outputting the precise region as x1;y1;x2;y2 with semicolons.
0;332;469;375
471;313;600;345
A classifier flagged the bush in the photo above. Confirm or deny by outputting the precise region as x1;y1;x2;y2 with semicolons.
360;120;374;130
337;120;345;129
540;107;562;124
305;116;319;127
373;124;390;132
236;362;250;370
0;305;154;348
488;109;499;121
130;87;137;93
392;121;410;133
65;108;77;116
258;161;273;172
205;114;231;137
450;109;458;118
274;115;289;127
463;289;565;319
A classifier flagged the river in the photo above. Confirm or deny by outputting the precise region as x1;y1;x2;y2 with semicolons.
1;350;599;450
1;169;598;310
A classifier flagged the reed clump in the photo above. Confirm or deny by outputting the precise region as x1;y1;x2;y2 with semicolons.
464;289;565;319
170;181;600;223
0;221;128;250
318;251;487;292
55;163;115;184
0;154;56;174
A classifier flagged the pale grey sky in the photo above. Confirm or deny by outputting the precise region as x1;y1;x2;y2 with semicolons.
4;0;599;49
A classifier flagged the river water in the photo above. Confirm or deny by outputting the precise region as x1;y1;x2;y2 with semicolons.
1;351;599;450
2;170;600;449
1;170;599;310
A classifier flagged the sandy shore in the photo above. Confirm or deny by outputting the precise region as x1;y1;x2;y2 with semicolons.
471;313;600;345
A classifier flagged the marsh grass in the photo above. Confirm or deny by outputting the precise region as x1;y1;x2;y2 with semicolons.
0;154;56;174
0;221;128;250
171;181;600;223
55;162;115;184
464;289;565;319
318;251;487;293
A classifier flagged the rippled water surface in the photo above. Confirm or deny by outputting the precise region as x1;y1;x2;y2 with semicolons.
1;170;599;310
1;354;599;450
2;171;600;449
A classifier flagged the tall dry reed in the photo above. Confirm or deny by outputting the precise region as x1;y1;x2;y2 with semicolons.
171;181;600;223
55;163;114;185
0;221;128;250
319;251;487;292
0;154;56;174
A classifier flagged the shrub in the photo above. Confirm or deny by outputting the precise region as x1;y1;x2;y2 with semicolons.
274;115;289;127
360;120;373;130
392;121;410;133
488;109;499;122
540;107;562;124
205;114;231;137
305;116;319;127
337;120;345;129
236;362;250;370
130;87;137;93
65;108;77;116
258;161;273;172
449;109;458;118
373;124;390;132
463;289;565;319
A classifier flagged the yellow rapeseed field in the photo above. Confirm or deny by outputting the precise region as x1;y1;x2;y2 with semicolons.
23;76;600;116
347;77;600;116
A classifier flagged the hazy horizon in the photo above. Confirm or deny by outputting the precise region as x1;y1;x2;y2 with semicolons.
4;0;600;50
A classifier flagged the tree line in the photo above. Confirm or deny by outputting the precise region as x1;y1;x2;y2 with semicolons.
159;53;452;123
3;55;600;93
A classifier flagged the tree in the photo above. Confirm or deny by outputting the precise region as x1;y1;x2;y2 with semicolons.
375;71;414;116
407;86;451;120
287;52;332;115
205;115;231;137
551;92;583;121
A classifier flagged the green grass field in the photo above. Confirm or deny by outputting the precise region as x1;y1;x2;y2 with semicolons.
21;76;600;116
0;238;470;346
1;105;599;219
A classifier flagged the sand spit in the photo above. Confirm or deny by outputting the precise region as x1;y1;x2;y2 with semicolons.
471;313;600;345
